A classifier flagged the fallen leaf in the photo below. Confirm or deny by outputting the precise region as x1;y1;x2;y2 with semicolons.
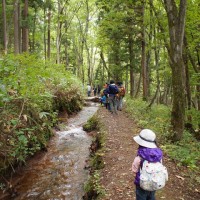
195;188;200;193
175;175;185;180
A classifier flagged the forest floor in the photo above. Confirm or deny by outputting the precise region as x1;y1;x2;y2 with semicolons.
95;105;200;200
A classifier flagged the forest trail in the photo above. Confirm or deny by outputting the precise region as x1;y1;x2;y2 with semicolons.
96;106;200;200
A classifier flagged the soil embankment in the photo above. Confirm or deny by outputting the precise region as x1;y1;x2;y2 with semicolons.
96;106;200;200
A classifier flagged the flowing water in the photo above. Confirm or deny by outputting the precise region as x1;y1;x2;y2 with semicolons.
1;103;99;200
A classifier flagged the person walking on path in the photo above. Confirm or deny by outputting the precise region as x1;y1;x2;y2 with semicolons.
102;83;111;111
132;129;163;200
87;84;91;97
97;84;101;96
116;81;126;111
93;86;97;96
107;80;119;114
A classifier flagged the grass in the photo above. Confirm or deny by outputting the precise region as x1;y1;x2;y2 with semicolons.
125;97;200;172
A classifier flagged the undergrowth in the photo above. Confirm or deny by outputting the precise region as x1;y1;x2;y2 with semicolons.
83;115;106;200
125;97;200;173
0;53;84;176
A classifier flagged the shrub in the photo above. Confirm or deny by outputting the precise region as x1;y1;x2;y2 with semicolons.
125;97;200;171
0;53;84;174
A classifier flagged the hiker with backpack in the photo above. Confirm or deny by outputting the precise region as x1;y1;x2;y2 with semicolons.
102;83;111;110
116;81;126;111
107;80;119;114
131;129;168;200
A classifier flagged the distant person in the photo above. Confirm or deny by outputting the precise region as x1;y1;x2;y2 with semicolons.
87;84;91;97
97;85;101;96
132;129;168;200
93;86;97;96
116;81;126;111
100;94;106;106
102;83;110;110
107;80;119;114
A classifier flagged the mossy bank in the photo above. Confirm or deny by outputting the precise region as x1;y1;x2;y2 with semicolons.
83;114;106;200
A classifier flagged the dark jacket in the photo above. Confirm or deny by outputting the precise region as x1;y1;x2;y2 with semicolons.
107;84;119;97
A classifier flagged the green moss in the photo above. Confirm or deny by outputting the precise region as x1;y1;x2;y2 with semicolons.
83;116;106;199
83;115;99;132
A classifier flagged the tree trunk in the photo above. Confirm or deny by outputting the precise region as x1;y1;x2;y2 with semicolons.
100;51;110;78
141;1;148;101
22;0;29;52
84;0;91;84
18;2;21;53
163;0;187;141
47;9;51;60
32;7;37;52
2;0;7;54
125;64;129;94
44;8;47;60
56;0;63;64
135;71;142;98
148;39;160;107
128;33;134;97
14;0;20;54
187;39;200;112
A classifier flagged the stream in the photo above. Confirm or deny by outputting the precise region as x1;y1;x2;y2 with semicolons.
1;102;99;200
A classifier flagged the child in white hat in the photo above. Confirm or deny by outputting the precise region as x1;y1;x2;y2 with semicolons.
132;129;163;200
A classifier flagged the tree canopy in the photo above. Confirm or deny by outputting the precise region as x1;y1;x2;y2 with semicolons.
0;0;200;141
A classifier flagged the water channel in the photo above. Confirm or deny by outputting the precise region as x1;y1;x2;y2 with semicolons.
1;102;99;200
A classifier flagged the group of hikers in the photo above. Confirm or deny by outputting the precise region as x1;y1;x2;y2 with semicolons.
86;84;101;97
99;80;126;114
87;80;126;114
100;80;126;114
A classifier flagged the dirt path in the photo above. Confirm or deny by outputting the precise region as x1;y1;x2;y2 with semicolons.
96;106;200;200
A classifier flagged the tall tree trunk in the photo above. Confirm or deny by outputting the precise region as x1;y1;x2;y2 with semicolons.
135;71;142;98
44;8;47;60
163;0;187;141
56;0;62;64
47;8;51;60
146;0;153;97
148;41;160;107
187;40;200;111
22;0;29;52
82;0;91;84
183;52;191;110
125;65;129;94
128;33;134;97
100;51;110;78
2;0;7;54
14;0;20;54
32;7;37;52
113;41;121;81
18;2;21;53
141;1;148;101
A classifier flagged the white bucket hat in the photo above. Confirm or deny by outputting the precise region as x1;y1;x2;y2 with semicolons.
133;129;157;148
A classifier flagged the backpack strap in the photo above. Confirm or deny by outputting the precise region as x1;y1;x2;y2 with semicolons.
138;156;145;170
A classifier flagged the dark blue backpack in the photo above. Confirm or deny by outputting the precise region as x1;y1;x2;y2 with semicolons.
109;84;119;94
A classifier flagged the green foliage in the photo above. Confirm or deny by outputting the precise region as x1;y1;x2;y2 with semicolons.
186;108;200;130
162;131;200;171
83;115;99;132
0;53;84;174
84;170;106;199
84;116;106;199
125;96;171;140
125;97;200;171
